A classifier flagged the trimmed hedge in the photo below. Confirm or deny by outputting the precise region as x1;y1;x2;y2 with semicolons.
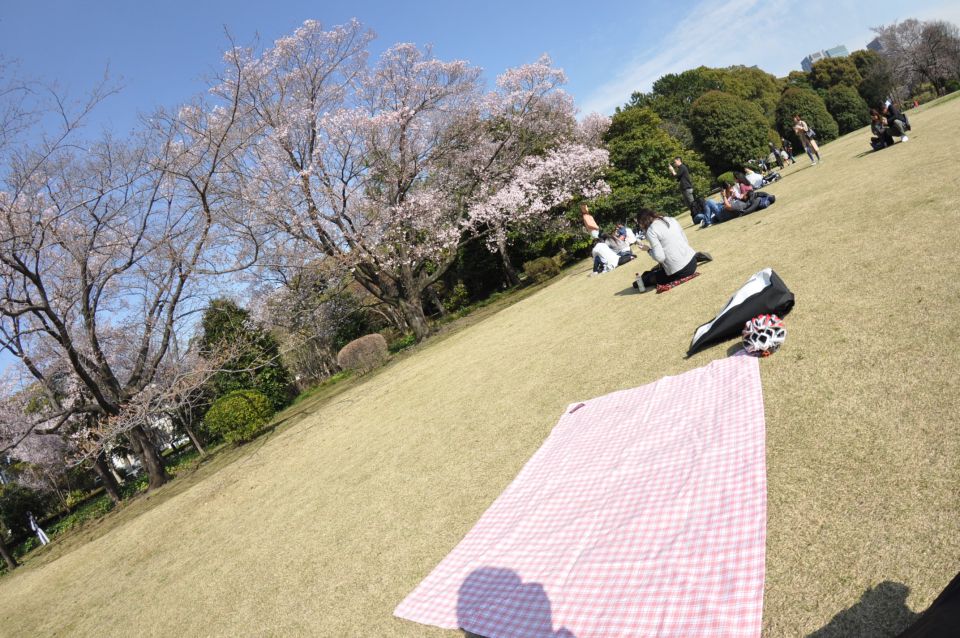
776;88;839;147
523;256;560;284
204;389;275;444
688;91;772;175
337;334;389;375
824;85;871;134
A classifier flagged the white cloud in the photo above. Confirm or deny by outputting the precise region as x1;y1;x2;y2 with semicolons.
577;0;960;115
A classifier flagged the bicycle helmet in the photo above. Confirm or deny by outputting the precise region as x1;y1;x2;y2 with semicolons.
742;314;786;357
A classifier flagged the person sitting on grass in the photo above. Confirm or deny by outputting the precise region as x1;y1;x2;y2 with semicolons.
699;182;747;227
591;233;634;274
615;222;638;245
700;182;776;226
870;109;896;150
632;208;698;291
881;101;909;142
743;167;764;189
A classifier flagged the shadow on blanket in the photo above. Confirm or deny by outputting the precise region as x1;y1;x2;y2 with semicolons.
459;567;575;638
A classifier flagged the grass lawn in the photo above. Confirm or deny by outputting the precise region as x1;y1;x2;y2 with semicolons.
1;96;958;637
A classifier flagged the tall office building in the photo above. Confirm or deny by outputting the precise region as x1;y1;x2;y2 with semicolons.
801;45;850;72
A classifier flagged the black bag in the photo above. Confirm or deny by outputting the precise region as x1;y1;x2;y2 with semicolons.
688;268;794;355
806;127;817;139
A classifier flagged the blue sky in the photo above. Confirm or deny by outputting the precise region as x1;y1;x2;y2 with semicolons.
3;0;960;132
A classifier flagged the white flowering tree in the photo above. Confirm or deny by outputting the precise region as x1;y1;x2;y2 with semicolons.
219;20;608;339
0;59;259;489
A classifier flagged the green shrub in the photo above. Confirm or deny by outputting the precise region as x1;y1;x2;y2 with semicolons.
824;85;871;134
48;494;115;537
442;281;470;313
65;490;89;509
119;473;149;499
204;390;275;444
688;91;772;174
336;334;389;375
388;334;416;354
522;256;560;284
551;249;569;269
776;88;839;147
717;171;735;186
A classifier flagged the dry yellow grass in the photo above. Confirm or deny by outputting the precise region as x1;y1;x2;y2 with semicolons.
1;96;958;637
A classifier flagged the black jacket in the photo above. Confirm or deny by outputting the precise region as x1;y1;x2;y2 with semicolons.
673;164;693;190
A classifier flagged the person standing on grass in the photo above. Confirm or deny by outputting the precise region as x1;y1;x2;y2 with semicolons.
27;511;50;546
580;203;600;238
793;114;821;165
633;208;698;291
769;142;785;169
667;157;696;217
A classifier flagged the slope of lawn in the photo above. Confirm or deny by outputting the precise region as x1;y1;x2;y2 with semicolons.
1;96;958;637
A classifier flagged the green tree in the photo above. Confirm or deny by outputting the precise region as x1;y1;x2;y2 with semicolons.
597;107;711;220
0;483;47;539
850;49;895;109
810;57;863;90
199;299;292;411
688;91;772;175
631;65;781;126
784;70;813;91
824;85;871;134
712;65;782;123
628;67;723;123
776;88;840;147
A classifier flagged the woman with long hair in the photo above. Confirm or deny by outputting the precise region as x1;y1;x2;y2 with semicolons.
634;208;698;291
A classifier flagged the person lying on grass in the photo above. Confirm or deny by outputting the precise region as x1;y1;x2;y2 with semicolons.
699;182;776;227
632;209;699;291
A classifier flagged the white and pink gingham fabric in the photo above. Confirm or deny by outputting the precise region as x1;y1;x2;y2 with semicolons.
395;355;767;638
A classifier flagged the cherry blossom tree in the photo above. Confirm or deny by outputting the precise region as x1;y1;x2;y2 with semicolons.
0;59;259;489
218;20;608;339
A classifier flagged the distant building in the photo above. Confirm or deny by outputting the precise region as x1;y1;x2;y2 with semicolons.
801;45;850;73
825;45;849;58
867;37;883;52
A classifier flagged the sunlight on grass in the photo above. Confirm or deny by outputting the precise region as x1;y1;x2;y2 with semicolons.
1;98;958;638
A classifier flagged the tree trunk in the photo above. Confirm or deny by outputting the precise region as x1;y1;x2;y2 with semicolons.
398;297;430;342
128;425;169;489
496;237;522;287
92;452;123;503
427;285;447;318
0;535;17;571
182;421;206;458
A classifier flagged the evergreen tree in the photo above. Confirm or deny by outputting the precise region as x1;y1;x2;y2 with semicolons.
688;91;772;175
776;88;840;147
824;85;871;134
199;299;292;411
597;107;711;220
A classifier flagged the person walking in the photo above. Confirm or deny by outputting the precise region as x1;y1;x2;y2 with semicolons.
667;157;697;218
793;114;821;165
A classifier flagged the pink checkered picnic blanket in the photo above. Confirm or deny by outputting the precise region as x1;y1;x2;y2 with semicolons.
394;355;767;638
